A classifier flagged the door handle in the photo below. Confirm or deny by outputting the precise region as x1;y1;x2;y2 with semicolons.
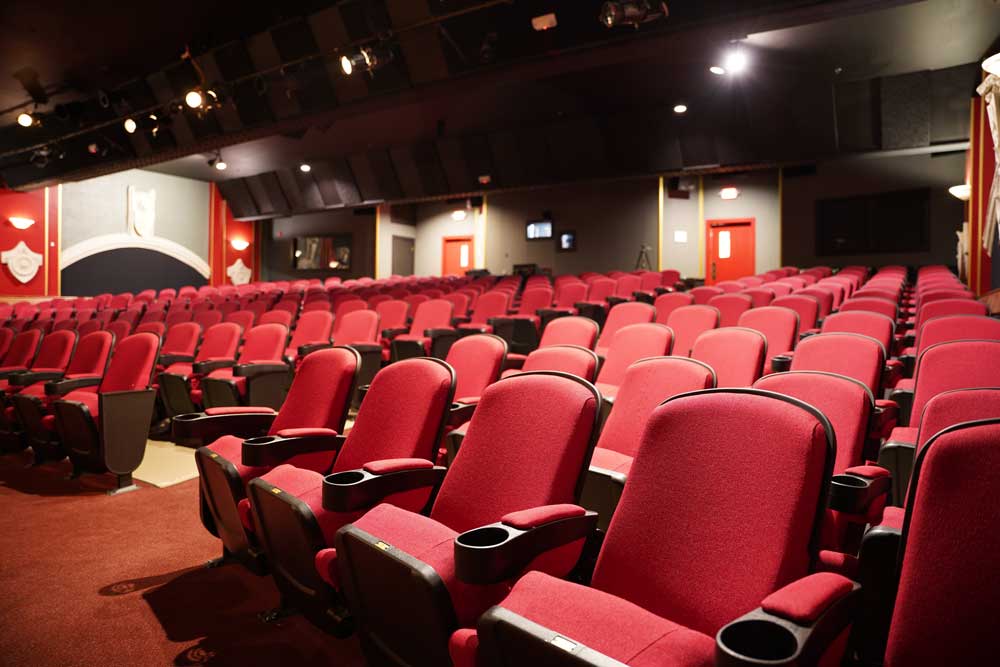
711;262;716;281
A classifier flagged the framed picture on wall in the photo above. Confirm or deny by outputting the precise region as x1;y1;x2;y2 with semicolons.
293;237;324;269
324;235;352;271
557;230;577;252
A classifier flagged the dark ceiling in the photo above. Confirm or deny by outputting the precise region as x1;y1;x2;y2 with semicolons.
2;0;998;210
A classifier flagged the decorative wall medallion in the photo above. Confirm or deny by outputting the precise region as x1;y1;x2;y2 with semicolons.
226;258;251;285
127;185;156;238
1;241;44;284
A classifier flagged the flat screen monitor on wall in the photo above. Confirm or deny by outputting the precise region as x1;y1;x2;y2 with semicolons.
526;219;553;240
815;187;931;256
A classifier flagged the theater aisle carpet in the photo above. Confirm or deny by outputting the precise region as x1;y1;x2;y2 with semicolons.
133;440;200;488
0;451;365;667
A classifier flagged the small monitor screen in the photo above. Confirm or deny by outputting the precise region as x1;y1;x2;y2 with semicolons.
558;231;577;252
526;220;553;240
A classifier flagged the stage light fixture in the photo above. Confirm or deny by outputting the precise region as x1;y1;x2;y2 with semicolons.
673;104;687;114
599;1;668;29
208;151;227;171
723;49;748;74
185;90;204;108
123;118;137;134
340;45;393;76
299;163;311;173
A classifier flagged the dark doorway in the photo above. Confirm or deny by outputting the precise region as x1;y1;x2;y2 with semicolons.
391;236;415;276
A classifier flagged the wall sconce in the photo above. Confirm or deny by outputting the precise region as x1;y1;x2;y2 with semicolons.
948;184;971;201
230;239;250;251
9;217;35;230
719;186;740;200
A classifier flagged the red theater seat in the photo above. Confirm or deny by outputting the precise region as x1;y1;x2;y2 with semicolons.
387;299;456;362
503;316;599;372
593;302;655;359
707;292;753;327
666;305;719;358
689;285;724;304
653;291;694;324
158;322;242;417
690;327;766;387
199;324;289;410
594;323;673;400
738;306;799;373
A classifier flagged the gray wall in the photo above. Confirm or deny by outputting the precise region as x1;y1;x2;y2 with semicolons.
703;170;783;277
61;168;209;259
413;201;486;277
482;178;659;275
782;152;965;269
263;209;375;281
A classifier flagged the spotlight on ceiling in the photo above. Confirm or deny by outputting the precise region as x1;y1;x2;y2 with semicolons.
340;45;393;76
673;104;687;114
185;89;204;108
230;239;250;251
723;49;748;75
299;163;312;173
9;216;36;230
709;66;726;75
949;184;971;201
87;142;99;155
719;186;740;200
29;149;49;169
208;151;227;171
17;112;35;127
123;118;137;134
599;1;668;29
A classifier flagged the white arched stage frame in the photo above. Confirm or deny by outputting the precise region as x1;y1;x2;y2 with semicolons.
61;234;211;278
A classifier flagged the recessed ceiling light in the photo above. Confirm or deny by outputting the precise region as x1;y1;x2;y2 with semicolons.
452;209;468;221
723;50;748;74
17;112;34;127
123;118;137;134
709;66;726;76
299;163;311;173
673;104;687;114
185;90;204;108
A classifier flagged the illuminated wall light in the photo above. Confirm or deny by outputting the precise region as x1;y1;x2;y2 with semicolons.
719;186;740;200
531;13;558;31
723;50;748;74
709;66;726;76
9;217;35;230
299;163;311;173
982;53;1000;76
185;90;204;108
948;184;971;201
294;250;303;258
673;104;687;114
451;209;468;221
123;118;137;134
230;239;250;251
17;112;35;127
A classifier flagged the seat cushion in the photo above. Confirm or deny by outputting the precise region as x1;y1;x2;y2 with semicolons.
163;362;193;377
350;502;509;628
450;571;714;667
256;464;364;544
887;426;917;446
878;505;905;530
590;447;633;475
893;378;914;392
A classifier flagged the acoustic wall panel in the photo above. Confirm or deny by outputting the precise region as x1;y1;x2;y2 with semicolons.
930;64;977;144
881;71;931;150
835;79;879;153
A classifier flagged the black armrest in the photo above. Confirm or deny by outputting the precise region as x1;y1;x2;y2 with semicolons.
232;363;290;378
451;315;471;326
449;401;477;425
425;327;457;338
45;376;102;396
770;354;793;373
715;575;861;667
356;384;371;404
158;353;195;367
454;507;598;585
192;359;236;375
9;370;64;386
605;296;629;306
381;327;409;340
348;343;381;354
171;409;277;448
828;467;892;515
241;432;346;467
887;387;914;426
0;368;28;380
297;342;333;358
322;461;446;512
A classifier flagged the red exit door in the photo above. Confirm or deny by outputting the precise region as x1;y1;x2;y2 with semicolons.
442;236;474;276
705;218;755;285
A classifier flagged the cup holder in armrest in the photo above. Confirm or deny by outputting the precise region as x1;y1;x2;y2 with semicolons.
172;412;201;422
327;470;367;485
828;473;891;514
241;432;344;467
243;435;279;445
322;465;446;513
717;618;800;666
456;525;514;549
770;355;793;373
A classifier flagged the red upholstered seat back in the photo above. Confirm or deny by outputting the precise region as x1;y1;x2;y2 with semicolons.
915;388;1000;453
0;328;14;359
165;310;193;328
161;322;201;358
914;315;1000;356
225;310;255;333
105;321;132;348
585;278;616;302
690;286;724;304
653;291;694;324
403;294;429;314
666;305;719;357
738;306;799;368
520;345;598;380
613;275;641;298
839;297;897;321
77;320;102;337
691;327;766;387
517;288;554;314
594;389;832;637
196;323;241;362
538;316;599;349
763;281;793;297
821;311;895;352
707;293;753;327
446;334;507;401
638;272;662;291
755;371;872;475
430;372;599;533
885;419;1000;667
741;287;775;308
772;294;820;330
259;310;293;328
790;332;885;395
100;333;160;392
714;280;744;293
237;324;287;363
193;310;223;330
553;282;587;308
660;269;681;286
467;292;508;325
333;299;366;321
135;322;166;338
31;330;76;371
443;292;470;317
595;302;655;351
597;357;716;459
332;309;379;345
913;298;985;331
910;340;1000;423
288;310;333;350
375;300;409;330
333;358;454;473
596;323;674;387
407;299;454;335
269;347;359;435
796;287;835;319
66;331;113;376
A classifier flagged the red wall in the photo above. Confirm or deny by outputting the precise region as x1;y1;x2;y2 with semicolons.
209;183;257;286
0;186;60;300
969;96;994;295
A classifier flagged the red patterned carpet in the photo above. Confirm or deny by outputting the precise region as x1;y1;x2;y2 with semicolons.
0;450;364;666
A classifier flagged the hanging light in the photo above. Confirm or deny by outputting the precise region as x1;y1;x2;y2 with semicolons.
17;112;35;127
340;45;393;76
208;150;227;170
